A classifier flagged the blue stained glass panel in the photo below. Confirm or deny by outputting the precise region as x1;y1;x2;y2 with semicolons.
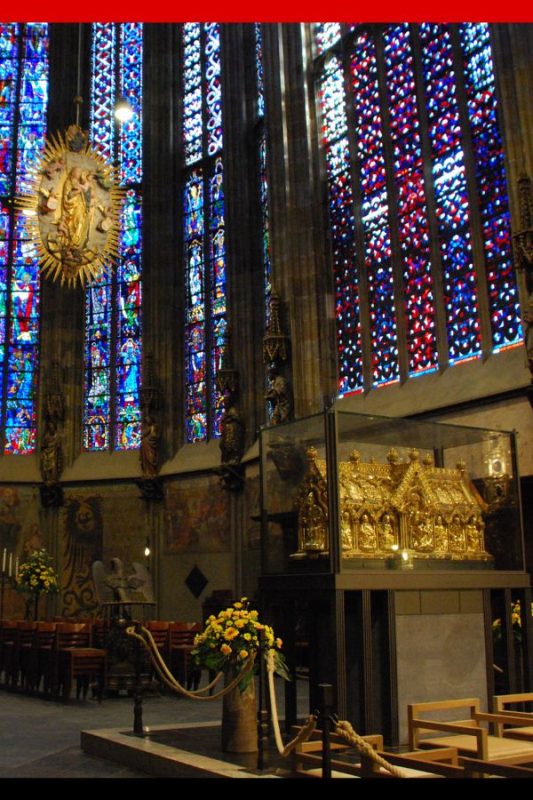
314;23;341;55
459;22;522;352
0;25;48;453
119;23;143;186
183;23;202;166
209;159;226;439
419;23;481;364
184;167;207;442
205;23;223;158
383;24;438;375
182;24;227;442
86;23;143;452
254;23;265;118
318;53;363;394
350;34;399;386
90;24;115;160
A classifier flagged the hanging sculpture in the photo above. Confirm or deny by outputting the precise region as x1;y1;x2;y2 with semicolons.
17;124;122;288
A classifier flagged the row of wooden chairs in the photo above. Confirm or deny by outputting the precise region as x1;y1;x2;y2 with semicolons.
291;693;533;778
0;618;202;700
0;620;106;700
142;621;201;689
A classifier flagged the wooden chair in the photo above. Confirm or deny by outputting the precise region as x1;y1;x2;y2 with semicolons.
168;622;201;689
27;622;57;695
54;622;107;701
145;621;170;661
290;726;463;778
460;755;533;777
12;621;37;690
145;621;170;688
0;620;18;686
492;692;533;741
408;697;533;763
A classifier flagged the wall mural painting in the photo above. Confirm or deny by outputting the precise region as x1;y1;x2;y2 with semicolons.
0;486;42;560
61;493;103;618
165;477;230;553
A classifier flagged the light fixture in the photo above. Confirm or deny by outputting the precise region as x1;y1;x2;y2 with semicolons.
144;538;151;558
114;96;134;123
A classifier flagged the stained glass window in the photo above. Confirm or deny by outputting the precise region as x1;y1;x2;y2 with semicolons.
182;23;227;443
254;23;272;322
84;23;143;451
315;23;522;395
0;23;48;454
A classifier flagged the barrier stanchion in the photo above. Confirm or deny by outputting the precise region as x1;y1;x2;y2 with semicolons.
319;683;333;779
257;628;269;770
132;621;145;736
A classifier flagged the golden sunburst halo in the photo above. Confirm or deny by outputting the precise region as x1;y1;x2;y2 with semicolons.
17;125;124;288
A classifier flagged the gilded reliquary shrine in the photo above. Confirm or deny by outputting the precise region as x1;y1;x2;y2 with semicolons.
293;446;491;562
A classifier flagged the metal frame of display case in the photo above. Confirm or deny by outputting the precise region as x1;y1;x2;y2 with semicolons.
258;409;532;744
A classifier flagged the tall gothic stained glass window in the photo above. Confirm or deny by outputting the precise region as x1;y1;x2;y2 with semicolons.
182;22;226;443
314;23;523;396
254;23;272;321
84;23;143;451
0;24;49;454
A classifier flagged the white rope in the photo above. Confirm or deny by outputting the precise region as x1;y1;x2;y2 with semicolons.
266;649;317;756
125;625;254;701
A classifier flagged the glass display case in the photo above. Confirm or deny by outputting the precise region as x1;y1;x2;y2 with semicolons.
259;409;523;576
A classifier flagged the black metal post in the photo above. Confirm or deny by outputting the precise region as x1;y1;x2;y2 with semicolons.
132;622;145;736
319;683;333;779
257;628;270;770
0;570;5;619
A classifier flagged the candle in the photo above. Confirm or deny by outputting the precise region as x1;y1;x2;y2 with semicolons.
2;548;5;573
8;552;12;577
14;557;19;580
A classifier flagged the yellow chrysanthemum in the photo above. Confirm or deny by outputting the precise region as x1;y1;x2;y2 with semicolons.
239;649;248;660
224;627;239;641
220;643;232;655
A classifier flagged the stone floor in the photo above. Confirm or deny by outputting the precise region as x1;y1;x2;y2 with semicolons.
0;688;223;779
0;678;309;780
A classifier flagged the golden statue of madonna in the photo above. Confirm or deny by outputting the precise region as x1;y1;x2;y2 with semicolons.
17;125;122;287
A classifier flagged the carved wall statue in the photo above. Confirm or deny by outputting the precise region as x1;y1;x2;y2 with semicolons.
263;292;293;426
39;363;65;504
292;447;492;562
265;363;293;426
217;326;245;479
139;354;161;479
220;400;245;465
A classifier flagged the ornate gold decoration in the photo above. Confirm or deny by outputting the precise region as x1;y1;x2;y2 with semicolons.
293;447;492;562
17;125;122;287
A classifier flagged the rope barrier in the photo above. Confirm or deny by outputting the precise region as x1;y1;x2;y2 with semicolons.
332;720;406;778
127;623;404;776
265;649;317;756
125;624;255;701
265;652;405;776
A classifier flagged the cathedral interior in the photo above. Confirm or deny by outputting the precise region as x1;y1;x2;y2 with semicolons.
1;21;533;751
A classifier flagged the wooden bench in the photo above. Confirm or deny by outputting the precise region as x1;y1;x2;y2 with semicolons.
408;697;533;764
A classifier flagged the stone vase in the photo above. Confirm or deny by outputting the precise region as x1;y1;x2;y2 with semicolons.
221;668;258;753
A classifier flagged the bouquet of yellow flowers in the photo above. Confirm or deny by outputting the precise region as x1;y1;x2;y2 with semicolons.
191;597;289;690
16;548;59;596
492;599;533;645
